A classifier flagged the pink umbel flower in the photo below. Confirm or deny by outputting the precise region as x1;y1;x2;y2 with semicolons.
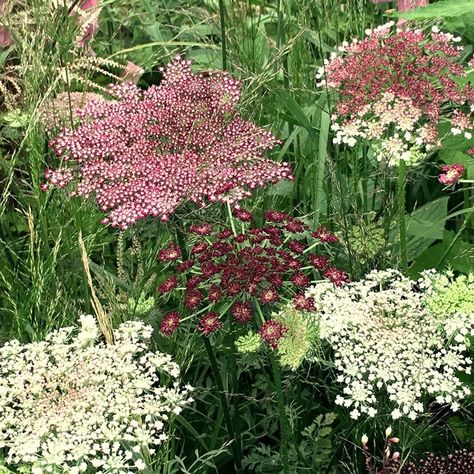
197;312;222;335
438;164;465;186
319;24;473;166
48;57;291;229
259;320;287;349
160;311;181;336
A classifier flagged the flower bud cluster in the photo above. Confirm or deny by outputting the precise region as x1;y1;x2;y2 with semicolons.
0;315;193;473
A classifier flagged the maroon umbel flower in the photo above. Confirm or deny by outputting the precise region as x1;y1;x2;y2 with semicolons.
160;311;181;336
198;312;223;334
324;267;350;286
438;163;465;186
158;243;182;262
290;272;311;288
312;226;338;244
308;254;329;271
293;294;316;311
259;320;287;349
47;57;291;229
189;223;213;236
233;208;254;222
184;289;203;309
259;287;279;304
231;301;253;324
158;276;179;294
156;210;349;330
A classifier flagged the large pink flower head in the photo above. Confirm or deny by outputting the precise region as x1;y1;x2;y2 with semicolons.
47;57;292;229
318;24;474;166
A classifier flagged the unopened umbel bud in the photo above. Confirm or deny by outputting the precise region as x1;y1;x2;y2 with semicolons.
361;434;369;446
385;426;392;437
393;452;400;460
389;437;400;444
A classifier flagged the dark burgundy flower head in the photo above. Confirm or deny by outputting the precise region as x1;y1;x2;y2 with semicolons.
233;208;254;222
312;226;338;243
291;272;311;288
259;320;287;349
189;223;213;235
185;275;202;290
207;284;223;302
324;267;350;286
293;293;316;311
227;282;242;297
285;219;308;233
158;243;182;262
288;239;306;254
184;289;203;309
176;259;195;273
264;210;289;223
308;254;329;271
198;312;223;334
259;287;279;304
235;234;247;243
158;276;179;294
191;242;209;254
160;311;181;336
232;301;254;324
217;228;233;239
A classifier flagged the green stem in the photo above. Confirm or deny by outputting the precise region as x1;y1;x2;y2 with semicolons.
218;0;228;71
202;336;243;473
253;300;290;474
269;352;290;474
397;160;407;273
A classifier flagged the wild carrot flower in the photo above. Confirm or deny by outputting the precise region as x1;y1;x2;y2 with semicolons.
156;209;348;334
0;316;193;472
438;163;465;186
47;57;291;229
319;23;473;166
304;269;474;420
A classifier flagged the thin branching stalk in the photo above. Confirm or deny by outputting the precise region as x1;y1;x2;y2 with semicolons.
218;0;228;71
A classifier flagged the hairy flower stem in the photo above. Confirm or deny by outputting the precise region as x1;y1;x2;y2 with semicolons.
397;160;407;273
254;300;290;473
202;336;243;473
218;0;227;71
269;352;290;474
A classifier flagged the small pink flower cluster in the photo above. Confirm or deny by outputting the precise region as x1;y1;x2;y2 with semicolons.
47;57;292;229
438;163;465;186
318;24;474;166
156;209;348;337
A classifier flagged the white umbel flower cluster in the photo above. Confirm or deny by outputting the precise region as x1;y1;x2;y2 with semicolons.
305;270;473;420
0;315;193;473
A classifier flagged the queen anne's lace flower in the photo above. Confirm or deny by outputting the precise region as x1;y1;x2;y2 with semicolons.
47;57;291;229
318;24;473;166
304;269;474;420
0;316;193;473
